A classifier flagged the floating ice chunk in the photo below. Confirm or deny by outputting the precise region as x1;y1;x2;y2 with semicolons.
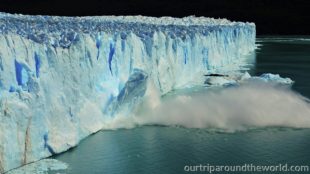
239;72;251;81
257;73;294;85
204;72;294;88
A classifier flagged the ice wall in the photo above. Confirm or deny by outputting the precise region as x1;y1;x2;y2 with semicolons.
0;12;255;172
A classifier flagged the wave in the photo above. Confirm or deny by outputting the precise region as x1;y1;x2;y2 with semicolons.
102;81;310;132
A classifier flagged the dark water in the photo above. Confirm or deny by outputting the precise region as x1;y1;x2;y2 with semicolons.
254;37;310;98
53;37;310;174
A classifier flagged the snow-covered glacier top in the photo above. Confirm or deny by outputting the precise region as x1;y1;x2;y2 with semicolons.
0;12;255;48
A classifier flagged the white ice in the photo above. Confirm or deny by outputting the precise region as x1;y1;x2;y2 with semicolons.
0;13;256;172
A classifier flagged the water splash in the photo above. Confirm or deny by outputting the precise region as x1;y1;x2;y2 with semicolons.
102;81;310;132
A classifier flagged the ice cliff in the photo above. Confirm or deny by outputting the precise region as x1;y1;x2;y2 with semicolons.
0;12;255;172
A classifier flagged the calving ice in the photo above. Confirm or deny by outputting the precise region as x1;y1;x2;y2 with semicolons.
0;12;258;172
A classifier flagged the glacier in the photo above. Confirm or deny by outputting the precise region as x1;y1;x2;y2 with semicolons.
0;12;256;172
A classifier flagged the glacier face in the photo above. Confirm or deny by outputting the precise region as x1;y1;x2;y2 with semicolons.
0;12;255;172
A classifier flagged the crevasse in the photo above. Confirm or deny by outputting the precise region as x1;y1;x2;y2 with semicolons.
0;12;255;172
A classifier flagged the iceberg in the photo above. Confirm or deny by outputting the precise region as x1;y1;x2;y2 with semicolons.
0;12;255;172
204;72;294;87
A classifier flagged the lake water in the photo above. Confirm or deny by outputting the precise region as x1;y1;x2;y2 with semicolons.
52;37;310;174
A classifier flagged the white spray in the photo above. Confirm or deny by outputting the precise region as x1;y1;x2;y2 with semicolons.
102;81;310;132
